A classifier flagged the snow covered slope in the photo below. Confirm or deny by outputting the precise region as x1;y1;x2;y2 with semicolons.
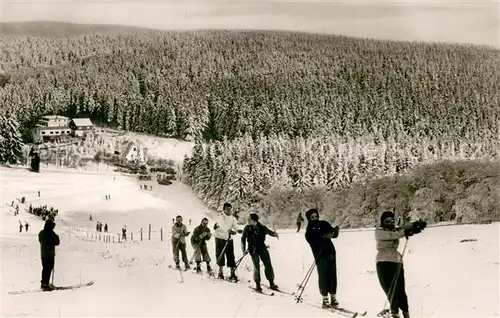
1;166;498;317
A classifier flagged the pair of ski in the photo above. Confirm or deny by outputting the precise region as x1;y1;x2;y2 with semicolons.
168;264;241;284
293;291;366;318
9;281;94;295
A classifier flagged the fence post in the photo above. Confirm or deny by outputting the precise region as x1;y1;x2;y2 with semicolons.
161;228;163;242
113;236;115;243
99;234;101;241
118;234;121;243
140;228;143;241
131;232;134;241
149;224;151;240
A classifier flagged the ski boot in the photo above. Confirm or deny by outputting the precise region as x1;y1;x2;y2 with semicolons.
229;268;238;282
321;297;331;309
184;262;191;270
175;262;181;270
41;283;54;291
402;312;410;318
195;261;202;274
217;270;225;280
269;280;279;291
255;282;263;292
206;263;214;276
330;294;339;307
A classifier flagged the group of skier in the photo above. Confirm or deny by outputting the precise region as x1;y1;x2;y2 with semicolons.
37;201;426;318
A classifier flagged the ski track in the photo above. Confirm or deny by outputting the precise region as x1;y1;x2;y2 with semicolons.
1;165;499;317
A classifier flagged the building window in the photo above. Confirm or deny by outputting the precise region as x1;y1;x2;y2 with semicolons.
42;132;46;135
50;132;53;134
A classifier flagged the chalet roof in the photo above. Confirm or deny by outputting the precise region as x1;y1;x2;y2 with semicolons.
42;115;70;120
71;118;93;127
121;142;135;159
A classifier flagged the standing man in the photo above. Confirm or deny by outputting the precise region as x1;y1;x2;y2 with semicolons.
213;203;242;281
191;217;213;274
172;215;191;270
38;219;60;291
305;208;340;309
241;213;279;292
296;213;304;232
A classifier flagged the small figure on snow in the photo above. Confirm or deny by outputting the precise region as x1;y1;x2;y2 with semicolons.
305;208;340;309
19;222;23;233
89;214;93;221
296;213;304;232
172;215;191;270
104;223;108;233
213;202;243;281
38;219;60;291
375;211;427;318
241;213;279;292
25;222;29;232
190;217;213;274
122;226;127;240
37;191;40;197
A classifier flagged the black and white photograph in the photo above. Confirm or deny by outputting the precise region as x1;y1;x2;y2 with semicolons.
0;0;498;317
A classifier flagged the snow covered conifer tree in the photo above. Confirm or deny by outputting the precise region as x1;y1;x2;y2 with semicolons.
0;114;25;164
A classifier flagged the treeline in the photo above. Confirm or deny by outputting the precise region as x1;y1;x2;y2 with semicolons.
182;135;499;227
0;29;498;145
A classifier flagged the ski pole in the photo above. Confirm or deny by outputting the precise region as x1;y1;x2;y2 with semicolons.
234;252;248;270
294;262;315;303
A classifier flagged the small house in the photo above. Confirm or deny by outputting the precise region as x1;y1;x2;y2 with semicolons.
121;141;146;164
69;118;93;138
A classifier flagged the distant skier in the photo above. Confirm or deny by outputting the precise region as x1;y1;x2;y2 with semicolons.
122;226;127;240
190;217;213;274
375;211;427;318
19;222;23;233
241;213;279;292
38;219;60;291
305;208;340;309
25;222;29;232
172;215;191;270
296;213;304;232
213;202;243;281
104;223;108;233
37;190;40;197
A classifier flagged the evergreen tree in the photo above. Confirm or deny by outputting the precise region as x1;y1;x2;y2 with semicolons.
0;115;25;164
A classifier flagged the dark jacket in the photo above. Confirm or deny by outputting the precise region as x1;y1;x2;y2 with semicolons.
38;220;60;258
191;224;211;245
305;220;338;259
241;222;277;254
297;214;304;223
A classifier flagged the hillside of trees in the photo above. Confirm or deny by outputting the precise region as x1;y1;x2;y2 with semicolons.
0;22;498;226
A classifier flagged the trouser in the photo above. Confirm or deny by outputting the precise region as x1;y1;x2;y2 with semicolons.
192;242;211;263
215;238;236;267
41;257;55;285
297;222;302;232
172;240;188;264
376;261;409;314
250;247;275;284
316;253;337;296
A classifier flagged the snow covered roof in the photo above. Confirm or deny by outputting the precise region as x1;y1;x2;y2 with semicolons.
41;115;70;120
71;118;93;127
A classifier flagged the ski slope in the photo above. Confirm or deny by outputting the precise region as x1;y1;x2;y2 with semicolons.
1;165;498;317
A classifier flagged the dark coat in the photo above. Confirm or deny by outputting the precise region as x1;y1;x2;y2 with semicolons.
241;222;277;254
191;224;211;245
38;220;60;258
305;220;338;259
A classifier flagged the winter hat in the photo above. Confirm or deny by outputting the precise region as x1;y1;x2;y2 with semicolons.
305;208;319;221
380;211;395;226
249;213;259;222
43;219;56;231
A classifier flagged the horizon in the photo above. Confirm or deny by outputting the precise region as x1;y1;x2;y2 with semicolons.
1;0;498;48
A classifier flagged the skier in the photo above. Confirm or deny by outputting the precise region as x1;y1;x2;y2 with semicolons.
296;213;304;232
172;215;191;270
375;211;427;318
190;217;213;274
241;213;279;292
25;222;29;232
104;223;108;233
122;226;127;240
213;202;243;281
19;222;23;233
38;219;60;291
304;208;340;309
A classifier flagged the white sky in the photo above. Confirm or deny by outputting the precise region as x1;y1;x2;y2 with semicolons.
0;0;499;48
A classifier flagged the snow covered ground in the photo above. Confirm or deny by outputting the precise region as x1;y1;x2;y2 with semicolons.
1;165;498;317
